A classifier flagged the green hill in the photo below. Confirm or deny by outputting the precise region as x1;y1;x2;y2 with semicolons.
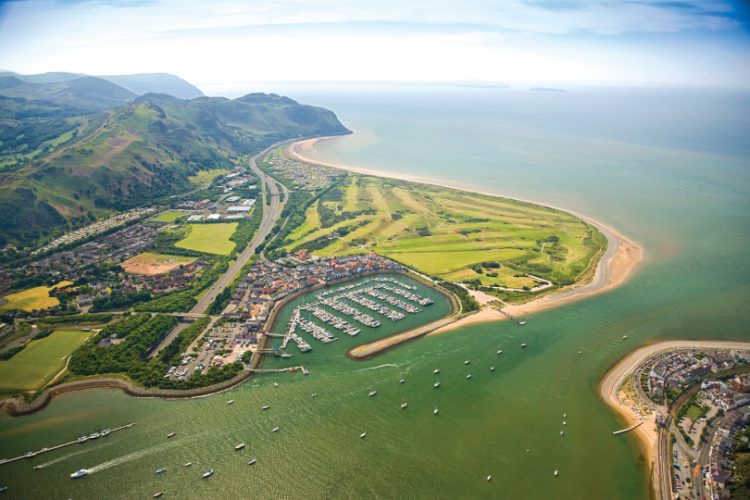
0;92;349;247
100;73;203;99
0;76;137;112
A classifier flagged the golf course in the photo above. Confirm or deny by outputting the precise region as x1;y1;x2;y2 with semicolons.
280;174;606;298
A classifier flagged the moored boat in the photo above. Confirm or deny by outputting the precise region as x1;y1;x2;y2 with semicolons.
248;458;257;466
226;399;234;405
400;402;408;410
167;432;176;438
235;443;245;451
202;469;214;479
360;432;367;439
262;404;270;411
272;427;280;433
153;492;164;498
70;469;89;479
155;467;166;474
368;390;377;397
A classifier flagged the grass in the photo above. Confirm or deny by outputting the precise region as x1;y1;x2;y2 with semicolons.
279;173;605;297
188;169;229;186
0;280;73;312
0;329;94;392
121;252;196;275
175;223;238;255
150;210;186;223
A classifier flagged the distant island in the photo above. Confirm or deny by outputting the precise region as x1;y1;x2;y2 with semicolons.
530;87;567;92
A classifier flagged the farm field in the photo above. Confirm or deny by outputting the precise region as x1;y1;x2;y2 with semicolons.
175;223;238;255
279;173;605;293
150;210;187;223
0;280;73;312
121;252;196;275
0;329;94;393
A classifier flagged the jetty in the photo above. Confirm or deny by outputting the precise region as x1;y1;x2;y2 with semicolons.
613;421;643;435
498;309;527;325
0;422;136;467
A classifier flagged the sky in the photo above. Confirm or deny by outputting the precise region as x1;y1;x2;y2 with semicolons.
0;0;749;92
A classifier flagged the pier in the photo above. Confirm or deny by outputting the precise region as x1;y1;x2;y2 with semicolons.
498;309;527;325
612;421;643;435
0;422;136;467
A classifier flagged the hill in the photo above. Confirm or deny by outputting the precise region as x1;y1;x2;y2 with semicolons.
0;93;349;248
100;73;203;99
0;76;137;112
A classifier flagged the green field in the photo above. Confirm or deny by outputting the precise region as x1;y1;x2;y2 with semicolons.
175;223;238;255
188;168;229;186
0;329;94;392
150;210;187;223
0;280;73;312
279;173;605;296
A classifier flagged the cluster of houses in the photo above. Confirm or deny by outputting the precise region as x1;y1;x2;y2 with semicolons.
646;349;750;401
31;207;156;256
265;154;343;190
706;404;750;498
121;259;208;297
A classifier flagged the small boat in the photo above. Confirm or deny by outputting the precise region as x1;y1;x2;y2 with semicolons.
311;393;318;399
33;465;43;470
400;402;408;410
272;427;280;433
262;404;270;411
486;475;492;482
101;429;111;437
554;470;559;477
153;492;164;498
560;430;564;436
235;443;246;451
563;413;567;418
622;335;628;340
521;343;527;348
155;467;166;474
368;390;377;397
466;374;472;379
563;421;567;426
496;349;503;355
578;351;583;355
273;382;279;388
490;366;496;372
248;458;257;466
167;432;176;438
464;360;470;365
24;451;36;459
77;435;88;444
202;469;214;479
519;319;527;325
88;432;101;440
433;381;441;388
360;432;367;439
183;462;192;467
433;407;439;416
433;369;440;374
399;379;405;384
226;399;234;405
0;486;7;493
70;469;89;479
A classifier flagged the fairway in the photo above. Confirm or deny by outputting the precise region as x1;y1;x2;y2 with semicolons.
0;280;73;312
122;252;196;275
0;329;94;392
175;223;238;255
279;171;605;298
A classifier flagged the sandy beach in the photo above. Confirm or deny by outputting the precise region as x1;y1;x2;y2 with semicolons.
290;137;644;328
598;340;750;483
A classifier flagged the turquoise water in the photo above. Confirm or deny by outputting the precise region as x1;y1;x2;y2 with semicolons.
0;86;748;499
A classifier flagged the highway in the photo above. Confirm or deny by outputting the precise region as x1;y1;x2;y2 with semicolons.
190;143;288;315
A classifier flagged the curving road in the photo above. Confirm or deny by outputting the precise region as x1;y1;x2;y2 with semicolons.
190;143;288;315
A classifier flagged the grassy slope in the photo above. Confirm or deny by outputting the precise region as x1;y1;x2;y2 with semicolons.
280;174;604;293
0;329;93;392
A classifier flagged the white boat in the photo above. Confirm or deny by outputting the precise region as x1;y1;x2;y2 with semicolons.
563;413;567;418
273;382;279;388
433;369;440;374
563;421;567;426
433;408;439;416
77;435;88;444
226;399;234;405
490;367;496;372
622;335;628;339
464;360;470;365
202;469;214;479
272;427;280;433
399;379;405;384
400;402;408;410
153;492;164;498
166;432;176;438
433;381;441;388
554;470;559;477
521;343;527;348
155;467;166;474
101;429;111;437
235;443;246;451
560;431;564;436
368;390;377;397
183;462;192;467
360;432;367;439
70;469;89;479
466;374;472;379
88;432;100;440
311;393;318;398
262;404;270;411
486;475;492;482
248;458;257;466
496;349;503;355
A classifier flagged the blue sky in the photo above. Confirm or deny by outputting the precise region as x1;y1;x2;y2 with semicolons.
0;0;748;91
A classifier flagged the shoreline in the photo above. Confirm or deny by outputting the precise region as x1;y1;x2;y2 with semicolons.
598;340;750;495
289;137;644;324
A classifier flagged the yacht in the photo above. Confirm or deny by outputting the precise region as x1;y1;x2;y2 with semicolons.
272;427;280;433
153;492;164;498
400;402;408;410
155;467;166;474
360;432;367;439
433;369;440;375
273;382;279;388
490;367;496;372
466;374;472;379
560;430;564;436
262;405;270;411
563;413;567;418
248;458;257;466
521;343;528;348
166;432;176;438
88;432;101;440
464;360;470;365
496;349;503;355
563;421;567;426
433;380;441;388
486;475;492;482
202;469;214;479
368;390;377;397
226;399;234;405
399;379;405;384
554;470;559;477
101;429;111;437
235;443;245;451
311;393;318;399
433;407;439;416
70;469;89;479
77;435;89;444
183;462;192;467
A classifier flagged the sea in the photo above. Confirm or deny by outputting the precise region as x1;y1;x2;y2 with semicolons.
0;84;748;499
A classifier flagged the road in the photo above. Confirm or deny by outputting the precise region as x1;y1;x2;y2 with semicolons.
189;143;288;315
